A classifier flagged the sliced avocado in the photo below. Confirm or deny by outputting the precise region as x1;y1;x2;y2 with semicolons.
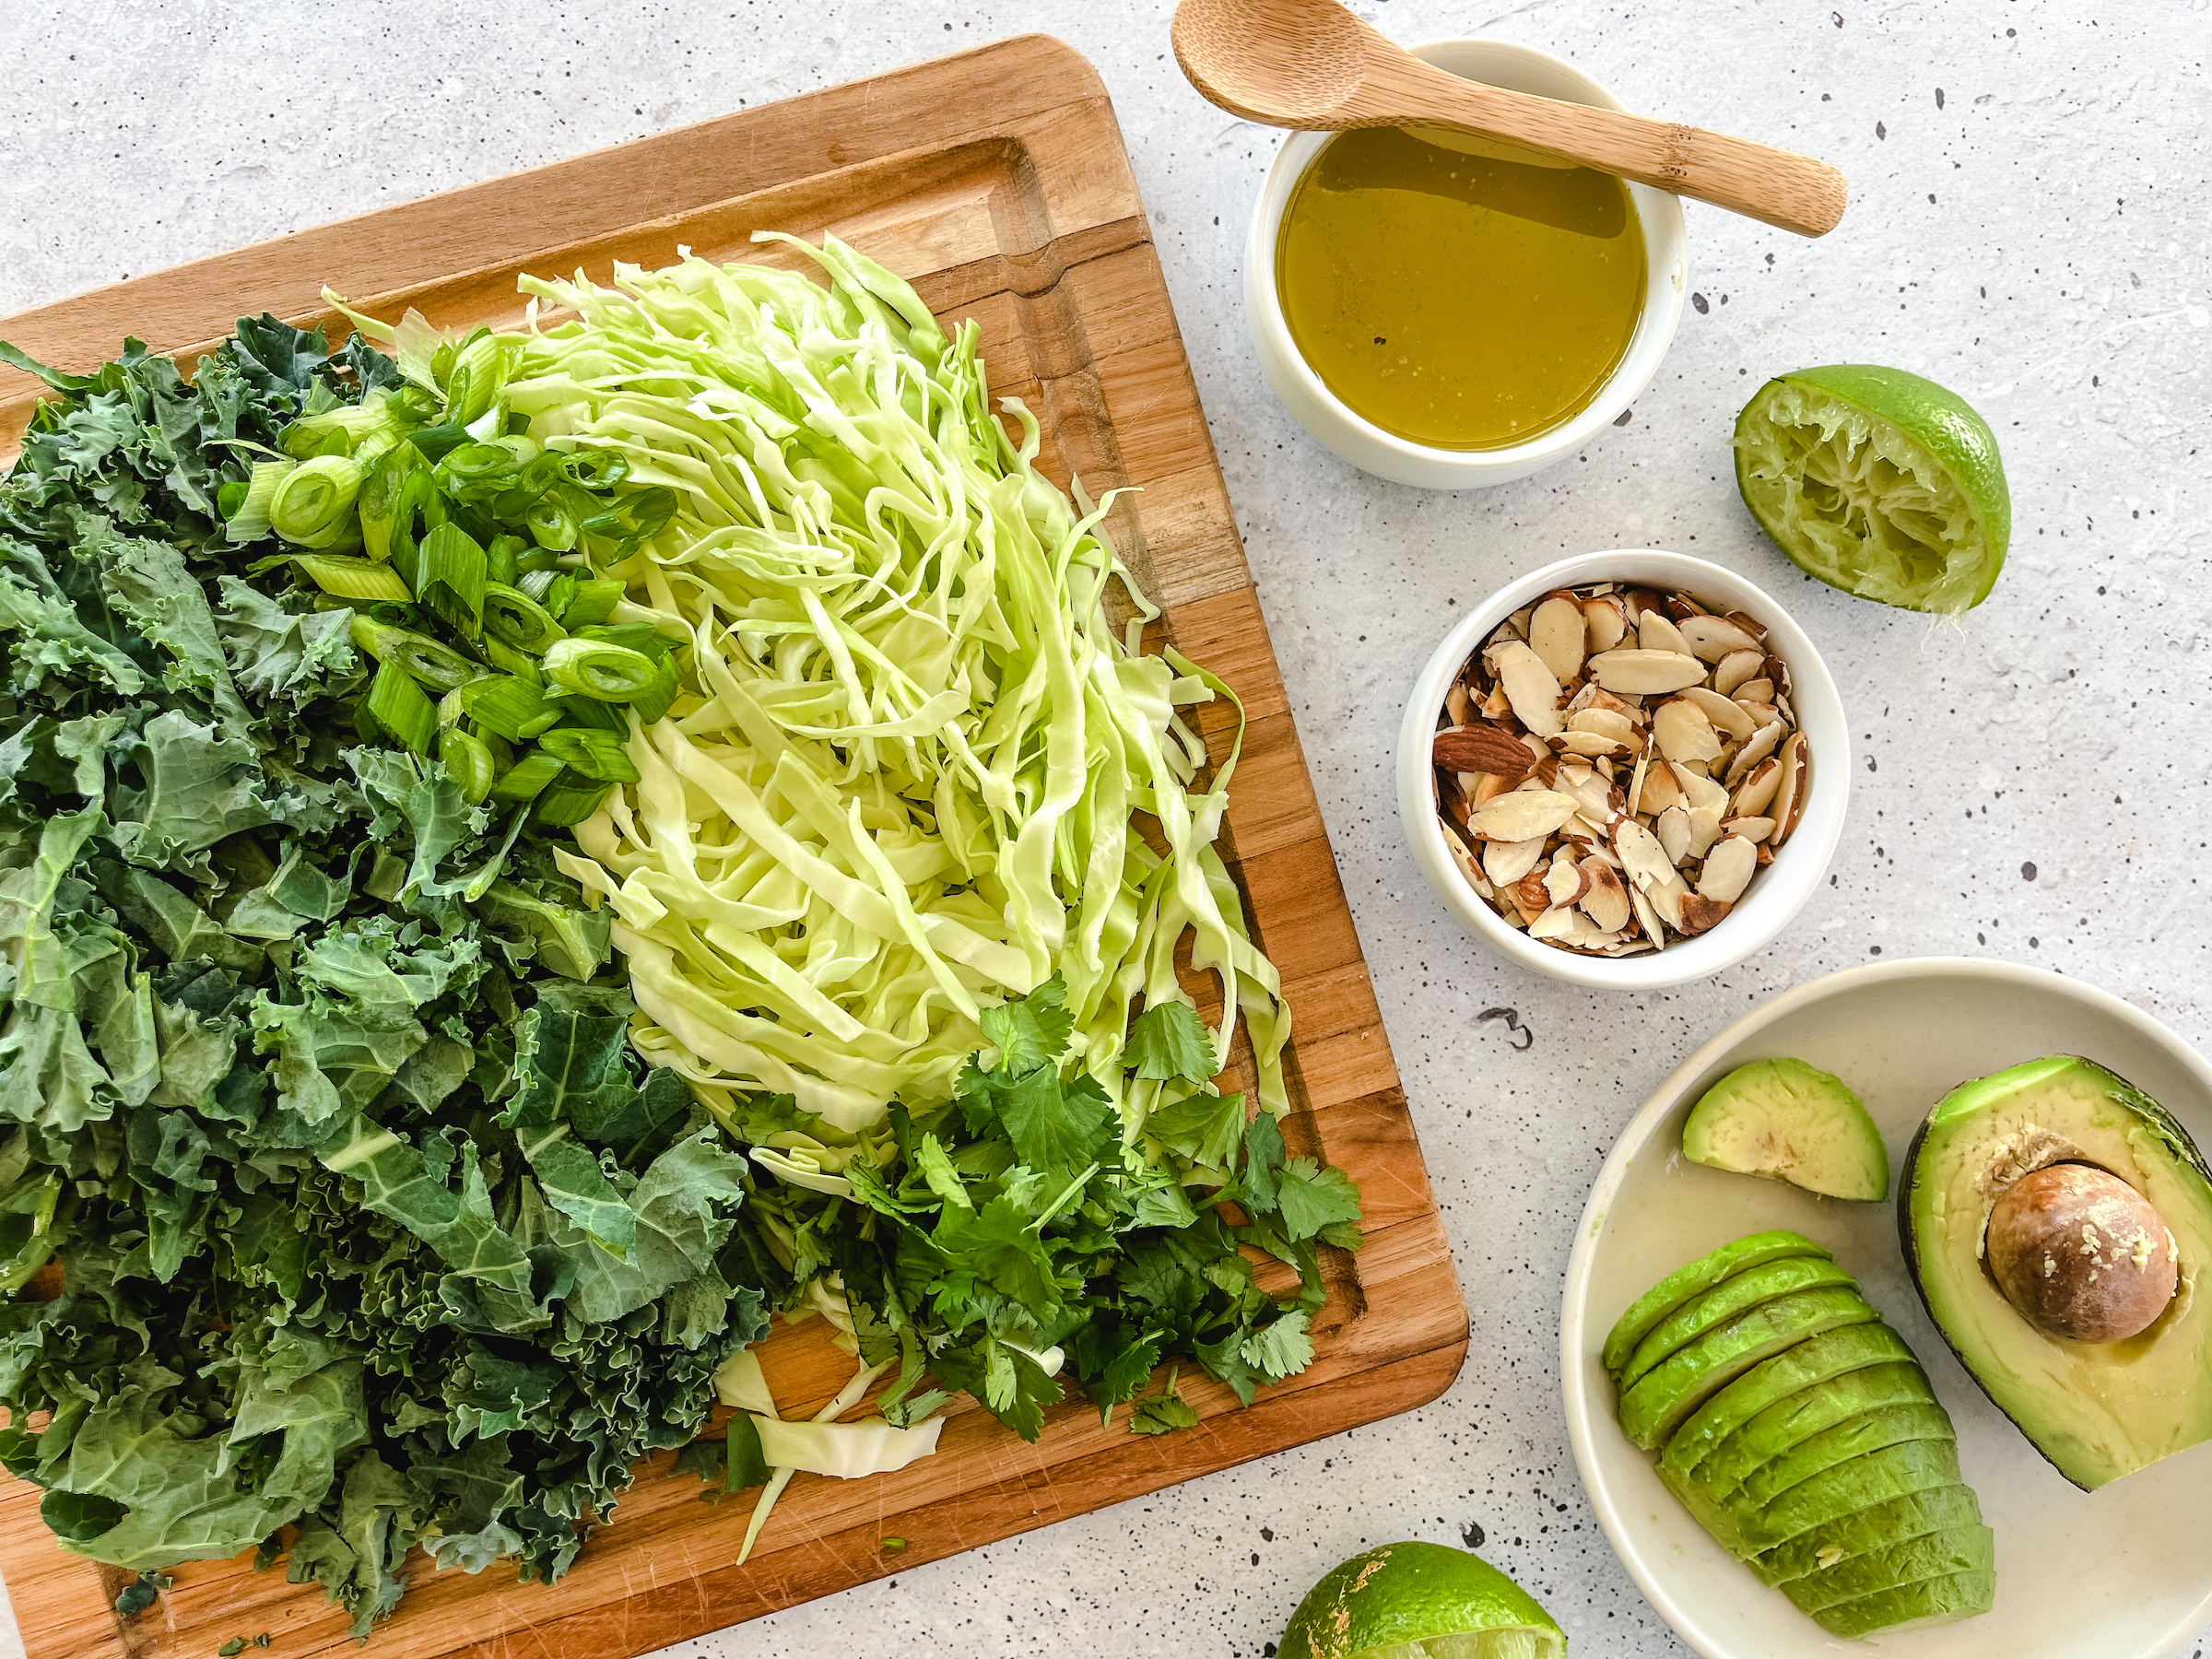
1661;1322;1918;1478
1783;1524;1994;1615
1600;1230;1830;1376
1690;1361;1935;1497
1900;1053;2212;1489
1684;1057;1890;1200
1618;1254;1860;1391
1618;1286;1879;1450
1750;1484;1985;1586
1809;1567;1996;1639
1729;1402;1956;1511
1735;1438;1963;1553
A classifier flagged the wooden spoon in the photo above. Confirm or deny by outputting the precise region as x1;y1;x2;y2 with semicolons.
1171;0;1846;237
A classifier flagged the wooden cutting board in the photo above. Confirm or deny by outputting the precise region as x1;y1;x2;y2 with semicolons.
0;34;1465;1659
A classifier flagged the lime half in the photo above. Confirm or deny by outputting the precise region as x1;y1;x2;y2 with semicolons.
1734;364;2009;615
1278;1542;1565;1659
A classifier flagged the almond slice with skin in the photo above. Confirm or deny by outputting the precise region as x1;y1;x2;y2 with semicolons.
1543;853;1587;910
1529;594;1588;683
1630;880;1666;949
1652;699;1723;764
1583;594;1629;653
1677;613;1764;662
1434;724;1538;777
1518;866;1554;917
1731;677;1775;708
1569;707;1639;747
1488;641;1565;737
1677;685;1759;740
1699;835;1757;902
1654;805;1692;865
1678;893;1733;935
1731;756;1782;816
1589;649;1707;696
1578;861;1633;933
1553;731;1628;758
1672;762;1730;815
1687;805;1724;857
1711;649;1765;696
1483;836;1548;887
1724;719;1787;786
1645;872;1691;929
1637;608;1693;656
1770;733;1808;843
1638;758;1686;816
1625;749;1651;817
1612;818;1677;891
1723;814;1777;843
1468;788;1578;842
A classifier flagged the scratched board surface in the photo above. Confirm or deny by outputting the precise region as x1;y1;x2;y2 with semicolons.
0;34;1466;1659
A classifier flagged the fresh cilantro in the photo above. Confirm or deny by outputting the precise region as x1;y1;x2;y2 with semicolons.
1127;1371;1202;1437
977;975;1073;1073
1272;1157;1365;1241
1124;999;1218;1082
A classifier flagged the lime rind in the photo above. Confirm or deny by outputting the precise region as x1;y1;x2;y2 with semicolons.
1277;1543;1563;1659
1734;372;2007;615
1346;1630;1563;1659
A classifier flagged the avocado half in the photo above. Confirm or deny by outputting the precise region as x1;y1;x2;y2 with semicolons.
1899;1053;2212;1490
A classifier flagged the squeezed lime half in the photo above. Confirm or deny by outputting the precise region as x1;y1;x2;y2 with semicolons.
1277;1542;1566;1659
1734;364;2009;615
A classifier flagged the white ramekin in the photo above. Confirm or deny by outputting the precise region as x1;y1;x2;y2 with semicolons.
1244;38;1689;490
1395;550;1850;989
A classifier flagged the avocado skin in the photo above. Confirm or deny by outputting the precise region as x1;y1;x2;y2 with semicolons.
1898;1053;2212;1490
1783;1524;1994;1615
1810;1567;1997;1638
1751;1484;1986;1586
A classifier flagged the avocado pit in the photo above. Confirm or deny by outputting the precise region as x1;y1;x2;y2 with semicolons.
1985;1162;2178;1344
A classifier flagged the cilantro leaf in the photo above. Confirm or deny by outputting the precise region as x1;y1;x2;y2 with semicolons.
1241;1312;1315;1382
1124;999;1218;1082
977;976;1073;1074
1127;1373;1201;1436
1273;1158;1364;1241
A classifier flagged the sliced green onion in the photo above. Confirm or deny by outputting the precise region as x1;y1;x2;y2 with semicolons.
481;636;545;684
385;465;447;592
270;455;366;548
296;554;414;604
436;442;524;501
533;772;614;828
544;694;627;734
226;458;300;543
481;583;566;654
558;450;629;489
407;423;471;463
487;534;525;588
417;522;488;631
438;726;499;803
480;730;514;774
487;749;565;803
367;660;438;754
574;622;671;660
455;676;562;742
348;615;484;694
525;493;580;551
629;651;681;726
537;725;641;784
560;579;625;629
445;331;519;427
543;636;657;701
358;442;420;563
437;687;468;730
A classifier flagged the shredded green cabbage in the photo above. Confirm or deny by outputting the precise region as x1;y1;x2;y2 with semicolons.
494;235;1288;1135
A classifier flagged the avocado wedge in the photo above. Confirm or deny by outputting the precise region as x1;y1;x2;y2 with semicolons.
1811;1567;1997;1638
1618;1254;1860;1392
1690;1362;1935;1498
1602;1230;1830;1375
1660;1322;1919;1478
1618;1285;1880;1450
1900;1053;2212;1489
1683;1057;1889;1200
1729;1402;1957;1511
1783;1524;1995;1615
1735;1438;1964;1552
1750;1483;1986;1586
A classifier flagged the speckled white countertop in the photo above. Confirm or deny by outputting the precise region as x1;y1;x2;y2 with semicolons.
4;2;2209;1655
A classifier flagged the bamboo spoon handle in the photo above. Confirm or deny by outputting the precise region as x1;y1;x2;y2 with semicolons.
1357;53;1845;238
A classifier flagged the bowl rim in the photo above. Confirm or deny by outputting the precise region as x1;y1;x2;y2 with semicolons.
1394;548;1852;989
1557;955;2212;1659
1246;36;1690;477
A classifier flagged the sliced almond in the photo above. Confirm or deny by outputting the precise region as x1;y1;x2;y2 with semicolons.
1731;677;1775;709
1770;733;1808;843
1699;836;1757;902
1528;904;1591;943
1553;731;1628;758
1654;804;1693;865
1687;805;1724;858
1677;893;1734;935
1724;719;1787;786
1625;749;1651;817
1726;609;1770;641
1731;756;1782;817
1569;707;1639;747
1543;854;1586;910
1445;679;1475;727
1518;865;1554;918
1480;682;1513;722
1677;685;1758;740
1639;759;1686;817
1672;762;1730;815
1646;872;1691;929
1630;880;1666;948
1637;608;1692;656
1468;788;1578;842
1434;724;1537;777
1488;641;1565;738
1483;836;1548;887
1583;594;1629;653
1677;613;1763;662
1612;818;1677;890
1448;839;1492;898
1712;649;1765;696
1723;814;1777;843
1652;699;1723;764
1529;595;1588;684
1579;861;1632;933
1589;649;1707;696
1472;770;1516;806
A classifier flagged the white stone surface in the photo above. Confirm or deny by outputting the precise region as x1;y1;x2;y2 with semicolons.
3;2;2209;1655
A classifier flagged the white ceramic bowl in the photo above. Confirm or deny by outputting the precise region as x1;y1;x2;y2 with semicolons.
1395;550;1848;989
1244;38;1689;490
1561;959;2212;1658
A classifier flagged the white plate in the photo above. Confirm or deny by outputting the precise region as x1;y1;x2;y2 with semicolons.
1562;958;2212;1658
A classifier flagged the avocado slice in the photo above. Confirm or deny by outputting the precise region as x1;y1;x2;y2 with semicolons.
1618;1285;1880;1450
1729;1402;1956;1511
1809;1567;1996;1638
1735;1438;1963;1553
1689;1361;1935;1497
1683;1057;1890;1200
1618;1254;1860;1391
1783;1524;1994;1615
1750;1483;1985;1585
1900;1053;2212;1489
1601;1230;1830;1376
1660;1322;1919;1478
